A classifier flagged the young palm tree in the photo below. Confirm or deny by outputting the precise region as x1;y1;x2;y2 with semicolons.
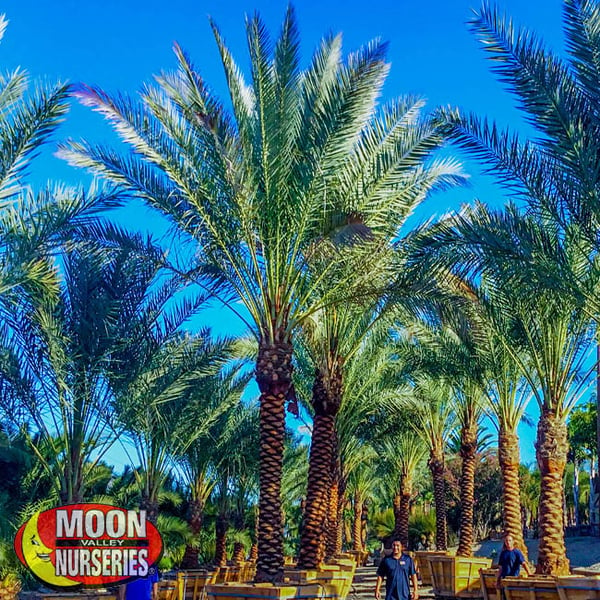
62;9;463;579
377;434;427;548
0;238;181;503
395;377;455;551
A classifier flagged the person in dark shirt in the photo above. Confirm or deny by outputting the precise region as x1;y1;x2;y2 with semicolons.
496;533;532;595
375;539;418;600
119;567;159;600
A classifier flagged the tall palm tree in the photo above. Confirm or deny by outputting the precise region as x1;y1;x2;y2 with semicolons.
61;9;463;580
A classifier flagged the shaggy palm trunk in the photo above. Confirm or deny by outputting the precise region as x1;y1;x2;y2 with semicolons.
457;422;477;557
140;497;159;524
352;492;363;551
392;493;402;539
232;542;246;564
335;486;345;556
298;366;341;568
182;498;205;568
498;427;527;557
535;409;570;575
215;515;228;566
255;338;293;582
428;449;447;551
326;439;343;558
397;477;412;548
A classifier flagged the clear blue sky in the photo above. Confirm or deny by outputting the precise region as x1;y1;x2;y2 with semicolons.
3;0;574;466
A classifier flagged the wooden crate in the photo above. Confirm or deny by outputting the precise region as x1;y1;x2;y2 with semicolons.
556;575;600;600
206;583;325;600
414;551;448;586
179;570;219;600
480;568;499;600
501;576;558;600
429;555;492;598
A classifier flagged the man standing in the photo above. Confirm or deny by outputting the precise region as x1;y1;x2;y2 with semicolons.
496;533;532;594
375;539;419;600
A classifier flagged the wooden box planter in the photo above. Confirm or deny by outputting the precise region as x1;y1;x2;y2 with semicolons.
414;551;448;586
479;568;499;600
179;570;219;600
315;571;354;600
556;575;600;600
501;576;558;600
283;569;319;583
429;555;492;599
206;583;325;600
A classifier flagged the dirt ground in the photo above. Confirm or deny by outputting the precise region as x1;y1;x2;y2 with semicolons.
464;537;600;570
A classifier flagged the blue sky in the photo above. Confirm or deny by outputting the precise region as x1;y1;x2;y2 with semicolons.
3;0;575;466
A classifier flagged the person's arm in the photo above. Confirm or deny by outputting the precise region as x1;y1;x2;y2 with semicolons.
411;573;419;600
375;575;383;600
520;551;533;576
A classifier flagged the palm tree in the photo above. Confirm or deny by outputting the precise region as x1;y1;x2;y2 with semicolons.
0;238;181;503
377;434;427;548
395;377;455;551
61;8;464;580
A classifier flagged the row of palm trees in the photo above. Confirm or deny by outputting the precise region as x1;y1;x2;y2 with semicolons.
1;0;600;585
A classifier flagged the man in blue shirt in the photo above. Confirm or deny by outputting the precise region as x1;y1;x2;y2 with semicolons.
119;567;159;600
496;533;532;594
375;540;418;600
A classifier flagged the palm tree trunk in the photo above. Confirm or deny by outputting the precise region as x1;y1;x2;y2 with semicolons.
428;449;447;551
336;486;345;556
398;477;412;548
326;438;342;559
140;497;159;524
352;491;363;551
392;492;402;538
573;457;580;528
182;498;205;568
498;427;527;557
535;409;570;575
215;514;228;566
457;422;477;557
299;368;340;568
255;338;293;582
232;542;246;564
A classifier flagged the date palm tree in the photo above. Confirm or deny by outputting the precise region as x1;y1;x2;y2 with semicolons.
61;8;463;580
394;376;455;551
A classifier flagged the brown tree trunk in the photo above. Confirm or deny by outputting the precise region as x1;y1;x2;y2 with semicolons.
182;498;205;568
140;497;159;524
429;449;447;551
535;409;570;575
457;422;477;557
392;492;402;538
498;427;527;557
352;491;363;551
255;338;293;582
215;514;228;566
336;488;346;556
298;366;341;568
232;542;246;564
326;437;343;559
398;476;412;548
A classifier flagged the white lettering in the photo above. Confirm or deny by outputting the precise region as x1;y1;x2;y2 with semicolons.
56;510;83;538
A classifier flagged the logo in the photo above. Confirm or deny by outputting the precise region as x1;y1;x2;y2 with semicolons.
14;504;163;589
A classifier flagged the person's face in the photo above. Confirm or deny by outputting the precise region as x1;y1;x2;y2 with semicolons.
504;535;515;550
392;541;403;556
